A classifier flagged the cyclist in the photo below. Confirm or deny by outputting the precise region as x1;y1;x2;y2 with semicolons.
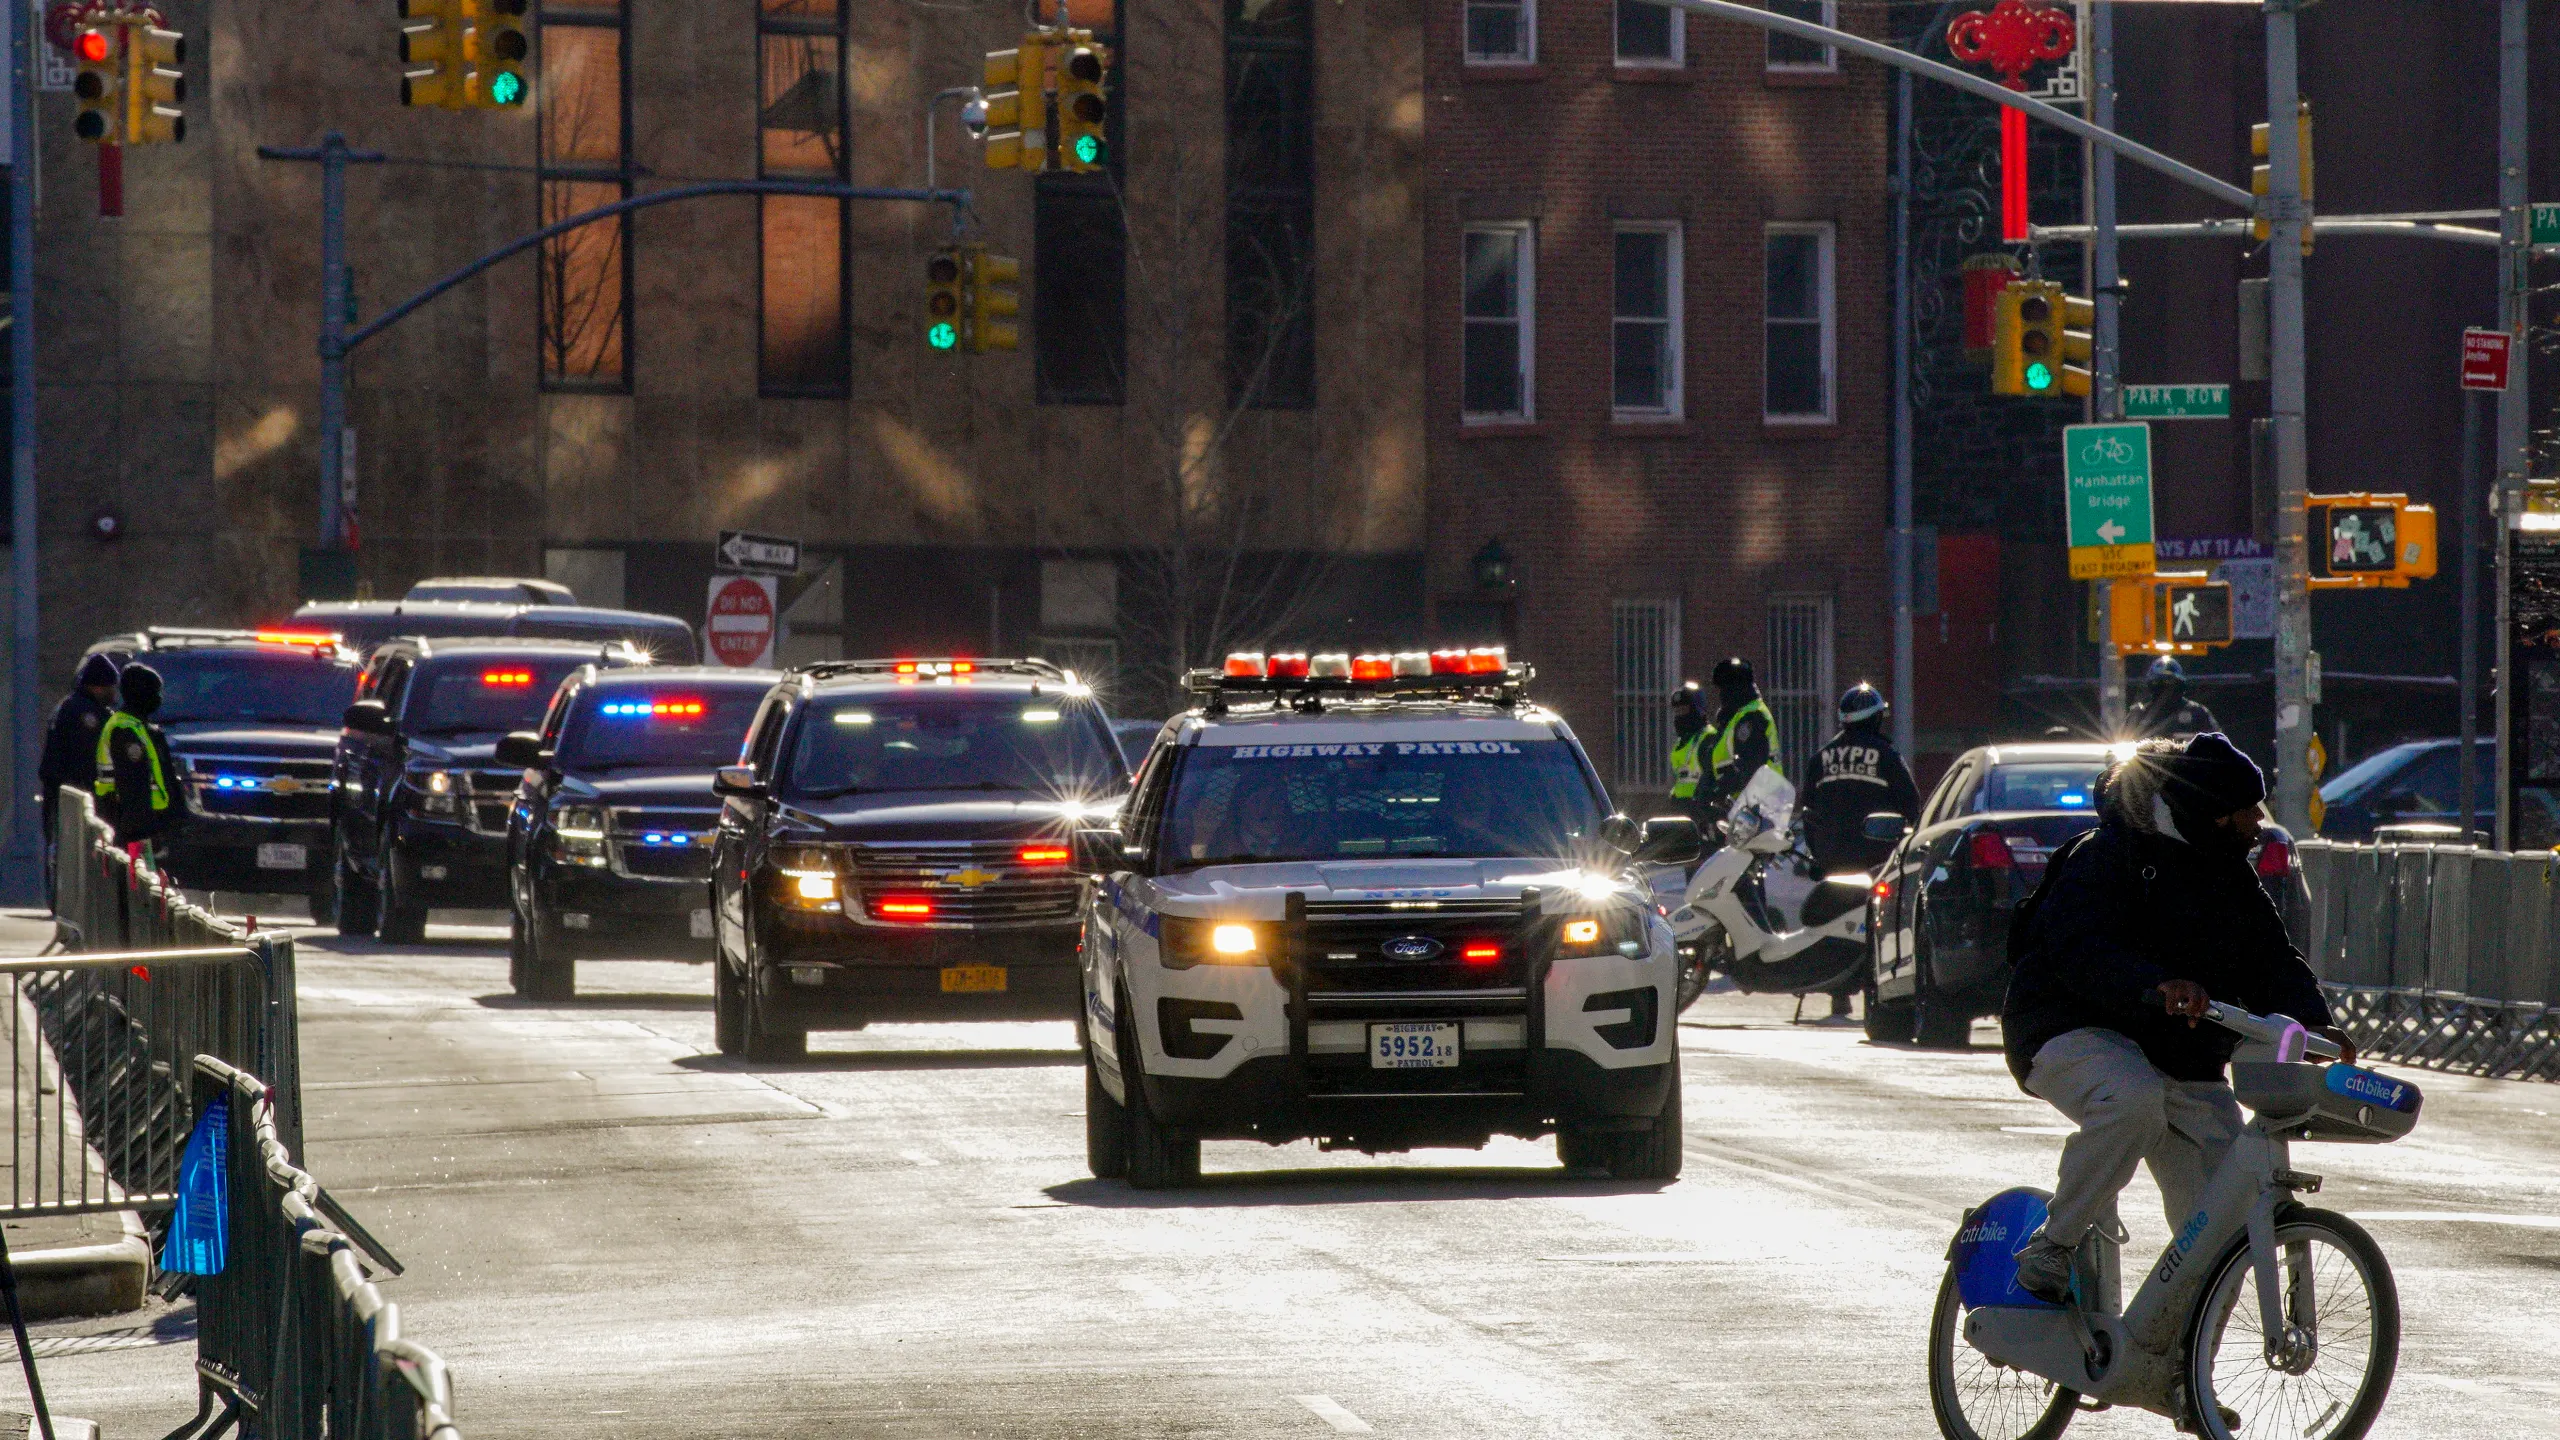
2000;733;2353;1303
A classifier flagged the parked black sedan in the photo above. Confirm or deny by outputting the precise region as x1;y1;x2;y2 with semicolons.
501;666;776;1000
1863;742;2307;1049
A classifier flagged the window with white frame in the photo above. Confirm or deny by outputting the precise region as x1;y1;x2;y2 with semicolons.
1465;0;1534;63
1764;223;1834;422
1613;599;1681;790
1616;0;1681;64
1765;595;1835;777
1462;222;1533;421
1765;0;1836;71
1613;223;1681;418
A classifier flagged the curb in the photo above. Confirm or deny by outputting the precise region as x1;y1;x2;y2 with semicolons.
11;1214;148;1322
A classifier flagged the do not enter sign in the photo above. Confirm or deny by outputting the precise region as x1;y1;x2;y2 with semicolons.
706;574;778;668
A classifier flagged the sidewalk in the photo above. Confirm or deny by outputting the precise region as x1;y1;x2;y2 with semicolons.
0;911;146;1322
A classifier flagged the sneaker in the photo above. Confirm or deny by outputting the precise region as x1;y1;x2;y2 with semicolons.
2013;1236;2078;1305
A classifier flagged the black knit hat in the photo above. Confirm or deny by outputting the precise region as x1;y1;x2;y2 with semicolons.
2156;731;2265;824
75;653;119;689
117;662;163;714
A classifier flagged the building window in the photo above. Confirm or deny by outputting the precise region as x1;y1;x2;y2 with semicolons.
1764;223;1834;423
1613;223;1680;419
1461;222;1532;421
1613;599;1681;791
1037;2;1127;406
1616;0;1681;65
1466;0;1534;64
1229;0;1314;408
759;0;848;397
537;1;629;390
1765;0;1836;71
1765;595;1834;776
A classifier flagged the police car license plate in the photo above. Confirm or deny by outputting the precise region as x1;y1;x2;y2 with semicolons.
255;843;307;871
1370;1021;1460;1069
941;965;1007;994
689;909;714;939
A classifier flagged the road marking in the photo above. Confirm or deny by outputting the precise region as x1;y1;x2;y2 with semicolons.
1293;1396;1373;1433
2349;1210;2560;1230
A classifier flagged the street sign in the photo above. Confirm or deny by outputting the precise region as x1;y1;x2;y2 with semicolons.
2460;328;2512;392
2123;384;2231;420
717;529;801;575
706;574;778;668
2062;421;2156;580
2535;203;2560;247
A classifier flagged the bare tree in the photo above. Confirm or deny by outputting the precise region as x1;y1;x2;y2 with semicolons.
538;33;628;385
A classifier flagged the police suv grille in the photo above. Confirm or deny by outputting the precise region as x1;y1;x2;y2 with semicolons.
616;844;713;881
851;842;1080;924
182;756;335;821
461;769;521;833
611;808;717;881
1295;910;1529;994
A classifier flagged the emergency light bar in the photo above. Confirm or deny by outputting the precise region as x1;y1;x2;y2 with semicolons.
1185;646;1531;710
599;698;705;717
481;669;535;687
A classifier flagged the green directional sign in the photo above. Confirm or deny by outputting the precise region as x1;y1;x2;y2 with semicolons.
2536;203;2560;247
2123;383;2231;420
2063;421;2156;580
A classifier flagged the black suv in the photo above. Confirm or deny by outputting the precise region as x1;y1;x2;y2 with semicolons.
709;658;1129;1060
80;628;361;910
501;666;778;1000
334;637;650;942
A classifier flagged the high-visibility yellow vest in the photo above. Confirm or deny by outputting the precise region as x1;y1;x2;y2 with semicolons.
1668;729;1705;798
95;712;171;812
1709;697;1781;779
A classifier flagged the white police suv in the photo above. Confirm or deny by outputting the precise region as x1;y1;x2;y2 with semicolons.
1070;649;1695;1189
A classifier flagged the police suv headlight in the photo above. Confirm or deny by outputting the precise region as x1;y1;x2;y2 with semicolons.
414;768;460;817
551;804;609;865
1556;908;1645;959
770;845;843;912
1159;917;1266;970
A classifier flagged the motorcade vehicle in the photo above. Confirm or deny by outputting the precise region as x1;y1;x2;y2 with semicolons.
1866;742;2306;1049
334;637;651;942
1931;998;2415;1440
291;599;698;662
79;627;360;910
1073;648;1696;1189
500;666;777;1000
709;658;1129;1061
2314;737;2490;842
404;576;578;605
1664;766;1871;1011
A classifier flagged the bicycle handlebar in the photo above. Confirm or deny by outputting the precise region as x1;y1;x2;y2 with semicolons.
2142;990;2344;1062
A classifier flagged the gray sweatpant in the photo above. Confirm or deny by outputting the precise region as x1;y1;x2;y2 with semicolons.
2023;1027;2243;1247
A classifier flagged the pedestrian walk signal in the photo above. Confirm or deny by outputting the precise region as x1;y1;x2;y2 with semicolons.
1992;280;2092;398
2108;573;2234;656
2307;493;2435;589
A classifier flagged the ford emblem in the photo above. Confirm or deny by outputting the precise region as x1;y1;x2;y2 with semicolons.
1381;935;1445;961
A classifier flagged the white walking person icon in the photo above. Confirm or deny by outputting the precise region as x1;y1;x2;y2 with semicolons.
2173;589;2201;636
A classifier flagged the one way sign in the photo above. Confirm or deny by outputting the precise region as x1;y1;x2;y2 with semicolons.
717;530;801;575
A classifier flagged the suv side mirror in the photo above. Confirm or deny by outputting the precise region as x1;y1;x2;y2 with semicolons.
342;699;389;734
1862;812;1913;843
712;765;766;799
494;732;548;769
1597;814;1642;854
1633;815;1704;866
1072;827;1129;876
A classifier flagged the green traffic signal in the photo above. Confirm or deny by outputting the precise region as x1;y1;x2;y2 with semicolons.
1073;134;1101;166
487;70;525;105
927;322;958;351
2025;361;2054;392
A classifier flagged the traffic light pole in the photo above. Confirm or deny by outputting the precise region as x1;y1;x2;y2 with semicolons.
2493;0;2529;849
2261;1;2314;837
2089;0;2126;740
7;0;40;901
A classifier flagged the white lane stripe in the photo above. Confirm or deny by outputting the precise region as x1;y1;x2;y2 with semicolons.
2350;1210;2560;1230
1293;1395;1374;1433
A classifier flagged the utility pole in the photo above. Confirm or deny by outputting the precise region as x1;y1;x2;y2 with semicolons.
1891;69;1916;761
2090;0;2126;738
2493;0;2528;848
7;0;40;902
256;134;385;557
2261;0;2314;837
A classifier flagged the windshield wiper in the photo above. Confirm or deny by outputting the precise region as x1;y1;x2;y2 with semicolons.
797;783;865;800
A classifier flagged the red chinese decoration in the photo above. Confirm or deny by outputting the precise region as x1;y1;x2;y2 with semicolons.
1948;0;2076;244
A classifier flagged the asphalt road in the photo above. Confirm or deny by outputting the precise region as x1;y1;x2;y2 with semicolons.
27;920;2560;1439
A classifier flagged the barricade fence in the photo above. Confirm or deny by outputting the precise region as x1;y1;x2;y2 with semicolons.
2299;839;2560;1083
181;1057;458;1440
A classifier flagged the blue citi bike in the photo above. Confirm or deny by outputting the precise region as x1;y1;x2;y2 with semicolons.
1929;1001;2421;1440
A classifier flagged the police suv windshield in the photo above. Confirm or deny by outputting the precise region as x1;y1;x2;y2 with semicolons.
149;651;359;727
554;688;765;771
783;696;1125;800
1160;735;1608;870
406;658;586;735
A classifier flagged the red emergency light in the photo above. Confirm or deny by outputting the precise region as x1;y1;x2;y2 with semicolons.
481;669;535;687
1460;942;1503;965
1016;845;1071;866
871;895;937;921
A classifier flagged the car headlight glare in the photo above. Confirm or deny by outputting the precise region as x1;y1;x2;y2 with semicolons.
1159;917;1268;969
1211;923;1258;955
1562;918;1601;946
794;872;838;902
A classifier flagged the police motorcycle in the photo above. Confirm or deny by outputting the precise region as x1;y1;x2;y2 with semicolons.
1663;766;1872;1011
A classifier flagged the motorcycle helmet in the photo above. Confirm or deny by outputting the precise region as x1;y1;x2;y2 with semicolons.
2145;656;2187;685
1670;681;1710;720
1710;657;1754;690
1837;682;1888;726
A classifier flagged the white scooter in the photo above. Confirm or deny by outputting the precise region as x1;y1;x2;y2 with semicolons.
1665;768;1873;1011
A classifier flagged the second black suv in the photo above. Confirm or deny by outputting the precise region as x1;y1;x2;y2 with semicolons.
334;636;650;942
709;658;1130;1060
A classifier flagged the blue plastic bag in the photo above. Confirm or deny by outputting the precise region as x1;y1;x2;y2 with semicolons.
159;1094;228;1276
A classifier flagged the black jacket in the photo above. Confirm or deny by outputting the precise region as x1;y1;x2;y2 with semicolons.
1801;721;1919;873
39;691;111;799
99;713;184;846
2001;810;2329;1088
2132;695;2222;740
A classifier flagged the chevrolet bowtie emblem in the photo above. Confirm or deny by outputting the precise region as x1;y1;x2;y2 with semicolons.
944;867;1002;888
267;776;309;795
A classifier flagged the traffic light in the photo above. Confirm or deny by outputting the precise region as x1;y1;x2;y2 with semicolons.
978;40;1049;172
125;25;184;145
71;24;121;143
2108;573;2234;656
2307;493;2436;588
1056;42;1110;171
926;247;964;351
964;246;1021;353
1991;279;2093;398
472;0;529;108
2251;101;2313;253
399;0;469;108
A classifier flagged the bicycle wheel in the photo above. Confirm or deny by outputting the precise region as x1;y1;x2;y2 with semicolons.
2185;1208;2398;1440
1927;1268;2078;1440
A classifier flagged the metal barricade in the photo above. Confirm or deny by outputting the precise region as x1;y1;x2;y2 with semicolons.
179;1057;459;1440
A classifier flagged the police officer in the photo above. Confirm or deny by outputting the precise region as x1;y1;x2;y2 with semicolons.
1666;682;1713;827
95;662;183;859
2130;657;2222;741
40;655;119;884
1695;657;1780;821
1801;683;1920;875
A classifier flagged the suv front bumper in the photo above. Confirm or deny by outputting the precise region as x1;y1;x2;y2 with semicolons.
161;818;335;896
393;817;511;909
756;909;1082;1023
